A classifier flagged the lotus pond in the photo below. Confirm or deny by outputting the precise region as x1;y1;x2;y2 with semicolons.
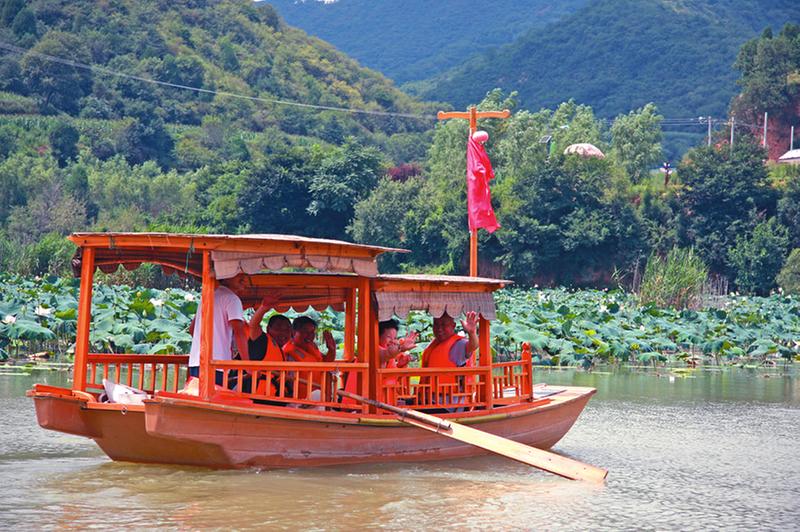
1;274;799;370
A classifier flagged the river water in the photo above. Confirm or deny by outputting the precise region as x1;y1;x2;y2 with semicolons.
1;368;798;530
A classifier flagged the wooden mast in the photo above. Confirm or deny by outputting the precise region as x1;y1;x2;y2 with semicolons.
73;246;95;392
436;106;510;277
437;106;509;405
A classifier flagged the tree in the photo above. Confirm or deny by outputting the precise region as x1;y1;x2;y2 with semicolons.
11;7;36;37
5;181;87;245
676;140;776;276
733;23;800;115
778;173;800;250
495;160;645;284
777;248;800;295
219;36;240;72
728;217;789;295
49;122;80;167
348;176;424;271
0;125;17;160
20;32;93;115
1;0;24;24
610;103;663;183
307;138;385;239
240;147;315;236
543;100;605;159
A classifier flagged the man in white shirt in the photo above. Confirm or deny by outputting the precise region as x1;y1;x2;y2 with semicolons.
188;274;250;382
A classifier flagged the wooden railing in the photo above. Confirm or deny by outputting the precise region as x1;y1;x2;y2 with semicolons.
377;367;491;410
211;360;370;413
378;358;533;410
491;360;533;404
82;352;533;414
85;354;189;394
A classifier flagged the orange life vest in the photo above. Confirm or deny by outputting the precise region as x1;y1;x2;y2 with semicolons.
421;334;466;386
283;341;323;363
255;335;285;397
381;346;410;404
283;340;324;398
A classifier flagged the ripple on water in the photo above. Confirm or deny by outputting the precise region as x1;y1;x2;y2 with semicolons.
2;371;799;530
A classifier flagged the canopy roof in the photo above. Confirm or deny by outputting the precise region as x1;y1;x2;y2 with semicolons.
373;274;510;321
69;232;406;279
198;272;509;320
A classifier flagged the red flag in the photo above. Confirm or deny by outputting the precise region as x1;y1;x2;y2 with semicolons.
466;136;500;233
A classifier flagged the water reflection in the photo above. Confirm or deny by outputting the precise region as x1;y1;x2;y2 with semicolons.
2;369;798;530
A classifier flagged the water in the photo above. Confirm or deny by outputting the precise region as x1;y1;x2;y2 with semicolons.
2;368;799;530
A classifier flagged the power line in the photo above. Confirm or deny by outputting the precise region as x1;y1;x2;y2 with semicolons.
0;40;437;122
0;40;763;132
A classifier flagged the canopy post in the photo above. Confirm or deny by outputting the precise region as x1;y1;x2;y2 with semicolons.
479;316;493;408
200;251;216;400
522;342;533;401
357;278;374;412
73;247;95;392
369;311;380;408
344;288;356;361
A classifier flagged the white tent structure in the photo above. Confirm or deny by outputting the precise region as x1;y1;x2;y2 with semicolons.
778;149;800;165
564;143;605;159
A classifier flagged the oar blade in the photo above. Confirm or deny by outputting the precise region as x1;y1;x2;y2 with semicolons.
405;417;607;482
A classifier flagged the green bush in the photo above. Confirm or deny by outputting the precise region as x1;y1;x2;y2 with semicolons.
777;248;800;295
639;247;708;309
728;218;789;295
10;232;76;277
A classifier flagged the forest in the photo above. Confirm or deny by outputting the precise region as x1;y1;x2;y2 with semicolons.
0;1;799;300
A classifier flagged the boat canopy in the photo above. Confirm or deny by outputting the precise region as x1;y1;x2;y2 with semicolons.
228;272;510;318
68;232;407;279
373;274;511;321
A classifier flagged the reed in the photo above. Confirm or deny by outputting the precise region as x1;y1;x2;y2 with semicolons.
639;247;708;309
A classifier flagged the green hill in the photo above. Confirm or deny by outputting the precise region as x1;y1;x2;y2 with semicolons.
0;0;436;145
0;0;443;278
267;0;588;83
414;0;800;119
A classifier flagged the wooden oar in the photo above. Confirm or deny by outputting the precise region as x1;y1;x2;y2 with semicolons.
338;390;607;483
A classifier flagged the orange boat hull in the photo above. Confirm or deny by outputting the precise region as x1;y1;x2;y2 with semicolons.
30;386;595;469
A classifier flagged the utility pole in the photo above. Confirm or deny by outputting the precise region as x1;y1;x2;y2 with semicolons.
707;116;712;147
437;106;510;277
791;126;795;151
730;115;735;153
762;112;768;148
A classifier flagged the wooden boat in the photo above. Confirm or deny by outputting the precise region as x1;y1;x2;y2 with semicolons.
29;232;597;469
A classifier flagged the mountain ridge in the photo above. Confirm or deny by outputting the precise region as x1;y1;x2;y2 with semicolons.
413;0;800;119
267;0;589;83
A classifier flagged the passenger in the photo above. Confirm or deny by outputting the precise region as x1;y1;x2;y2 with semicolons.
420;311;479;409
241;295;293;398
188;274;250;385
247;296;291;362
378;319;417;404
283;316;337;403
283;316;337;364
378;319;418;369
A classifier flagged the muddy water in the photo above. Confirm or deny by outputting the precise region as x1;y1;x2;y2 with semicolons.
1;368;798;530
